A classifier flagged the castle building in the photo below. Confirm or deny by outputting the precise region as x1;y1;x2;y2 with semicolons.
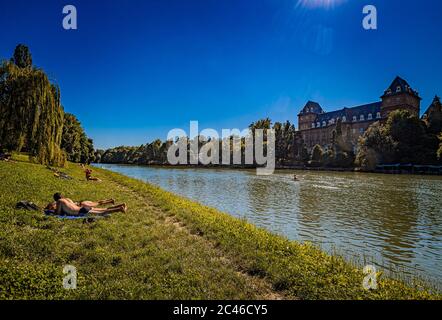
297;76;422;151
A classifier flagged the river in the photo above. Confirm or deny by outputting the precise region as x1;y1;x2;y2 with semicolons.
95;164;442;287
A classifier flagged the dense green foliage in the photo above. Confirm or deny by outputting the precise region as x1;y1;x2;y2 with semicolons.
356;110;441;170
12;44;33;69
99;107;441;169
438;133;442;160
0;46;65;166
1;157;438;299
61;113;95;163
99;120;299;166
0;45;94;166
310;144;324;167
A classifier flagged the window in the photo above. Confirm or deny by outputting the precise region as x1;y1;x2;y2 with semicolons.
352;116;357;122
368;113;372;120
342;116;347;122
317;122;320;127
312;123;315;128
322;121;326;127
396;86;401;93
376;112;381;119
360;115;365;121
359;128;364;134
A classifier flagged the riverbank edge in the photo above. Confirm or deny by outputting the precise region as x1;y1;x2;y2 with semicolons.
93;165;440;300
96;162;442;176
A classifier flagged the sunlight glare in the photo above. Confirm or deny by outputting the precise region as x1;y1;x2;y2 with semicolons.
296;0;346;10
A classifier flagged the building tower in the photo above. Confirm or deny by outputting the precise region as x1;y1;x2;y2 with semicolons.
380;76;421;119
297;101;324;131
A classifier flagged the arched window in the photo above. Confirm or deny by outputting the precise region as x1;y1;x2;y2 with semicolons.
352;116;357;122
368;113;372;120
376;112;381;119
360;114;365;121
342;116;347;122
396;86;402;93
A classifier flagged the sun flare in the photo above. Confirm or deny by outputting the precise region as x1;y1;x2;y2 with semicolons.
296;0;346;9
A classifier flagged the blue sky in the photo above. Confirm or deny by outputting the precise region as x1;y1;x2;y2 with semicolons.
1;0;441;149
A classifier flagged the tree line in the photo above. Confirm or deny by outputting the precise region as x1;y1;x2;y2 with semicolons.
0;45;95;166
96;119;300;166
97;108;442;169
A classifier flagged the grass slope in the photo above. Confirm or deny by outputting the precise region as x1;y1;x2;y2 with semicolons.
0;157;439;300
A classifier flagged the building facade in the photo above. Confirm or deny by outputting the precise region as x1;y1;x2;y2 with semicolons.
297;76;422;151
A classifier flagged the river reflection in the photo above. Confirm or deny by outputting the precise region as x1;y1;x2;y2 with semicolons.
95;164;442;287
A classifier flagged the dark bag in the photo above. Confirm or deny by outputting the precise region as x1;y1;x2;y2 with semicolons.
15;201;40;211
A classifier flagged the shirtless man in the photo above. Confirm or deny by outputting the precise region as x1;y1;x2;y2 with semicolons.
85;168;101;181
53;193;127;216
45;194;115;211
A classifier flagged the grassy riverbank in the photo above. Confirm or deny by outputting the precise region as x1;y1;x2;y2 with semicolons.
0;156;439;300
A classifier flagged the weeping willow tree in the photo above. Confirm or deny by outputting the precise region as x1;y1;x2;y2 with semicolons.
0;45;65;166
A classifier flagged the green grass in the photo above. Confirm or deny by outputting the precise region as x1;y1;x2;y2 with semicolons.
0;156;439;300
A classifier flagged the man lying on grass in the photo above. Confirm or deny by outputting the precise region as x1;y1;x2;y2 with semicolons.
49;193;127;216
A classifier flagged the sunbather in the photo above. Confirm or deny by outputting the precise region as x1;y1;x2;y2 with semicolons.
45;194;115;211
85;168;101;181
52;193;126;216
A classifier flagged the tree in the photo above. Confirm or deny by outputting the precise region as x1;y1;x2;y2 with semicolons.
60;113;95;163
356;109;440;169
300;144;310;164
326;119;355;168
385;110;438;164
0;47;65;166
355;122;395;170
309;144;324;167
273;120;297;165
12;44;33;69
438;133;442;162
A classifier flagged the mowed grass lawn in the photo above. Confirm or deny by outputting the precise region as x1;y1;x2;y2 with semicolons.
0;156;439;300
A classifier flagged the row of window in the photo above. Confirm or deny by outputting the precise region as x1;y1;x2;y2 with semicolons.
385;85;412;95
305;128;366;146
311;112;381;128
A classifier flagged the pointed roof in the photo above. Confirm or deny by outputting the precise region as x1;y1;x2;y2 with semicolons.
382;76;421;99
298;101;324;116
423;95;441;118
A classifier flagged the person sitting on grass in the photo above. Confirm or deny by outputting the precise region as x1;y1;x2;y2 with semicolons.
52;193;127;217
85;168;101;182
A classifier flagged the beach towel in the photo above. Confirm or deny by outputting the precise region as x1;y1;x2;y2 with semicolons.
44;210;88;220
44;210;111;221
